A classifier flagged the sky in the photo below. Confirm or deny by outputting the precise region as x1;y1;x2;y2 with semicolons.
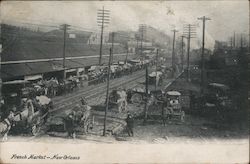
1;0;249;49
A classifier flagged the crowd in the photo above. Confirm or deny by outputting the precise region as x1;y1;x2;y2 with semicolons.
0;59;158;139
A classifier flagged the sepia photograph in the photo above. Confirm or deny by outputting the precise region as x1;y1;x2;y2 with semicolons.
0;0;249;163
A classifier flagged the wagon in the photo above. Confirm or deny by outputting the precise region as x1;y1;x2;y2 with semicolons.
163;91;185;122
109;89;127;112
148;71;163;86
11;95;53;136
127;87;148;104
2;80;54;136
127;87;163;105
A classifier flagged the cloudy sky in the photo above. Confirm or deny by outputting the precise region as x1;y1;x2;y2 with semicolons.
1;0;249;49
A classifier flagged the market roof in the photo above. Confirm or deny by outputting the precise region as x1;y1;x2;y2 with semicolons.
3;80;30;85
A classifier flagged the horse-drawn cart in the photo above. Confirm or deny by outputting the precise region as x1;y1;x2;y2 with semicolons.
109;89;128;112
163;91;185;122
11;95;53;136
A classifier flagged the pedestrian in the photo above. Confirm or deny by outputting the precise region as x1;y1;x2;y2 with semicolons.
64;112;76;139
126;113;134;137
0;99;8;122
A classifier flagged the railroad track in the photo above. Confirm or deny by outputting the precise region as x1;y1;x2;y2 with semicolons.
51;70;145;113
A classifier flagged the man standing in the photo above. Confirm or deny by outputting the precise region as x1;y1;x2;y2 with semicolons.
126;113;134;137
0;99;8;121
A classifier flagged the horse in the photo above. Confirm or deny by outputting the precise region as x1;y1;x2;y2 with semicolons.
0;111;14;141
12;97;51;135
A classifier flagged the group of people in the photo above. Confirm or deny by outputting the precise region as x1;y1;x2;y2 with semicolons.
109;88;128;113
64;97;93;138
87;62;149;86
34;76;81;98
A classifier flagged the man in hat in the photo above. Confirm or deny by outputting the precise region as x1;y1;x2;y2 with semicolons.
64;111;76;138
0;99;8;122
126;113;134;137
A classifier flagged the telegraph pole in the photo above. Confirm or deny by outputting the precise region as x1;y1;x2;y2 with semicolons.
97;6;110;65
139;24;146;58
103;48;112;136
171;29;178;77
125;42;129;64
240;34;243;49
233;31;236;48
183;24;196;81
136;38;139;55
155;49;158;90
144;64;149;124
198;16;211;95
60;24;70;79
0;43;2;101
180;35;185;71
111;32;115;63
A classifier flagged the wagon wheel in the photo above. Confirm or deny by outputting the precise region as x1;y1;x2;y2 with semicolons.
31;117;41;136
131;93;143;104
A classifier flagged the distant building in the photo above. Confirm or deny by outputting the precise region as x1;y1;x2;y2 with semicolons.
0;24;129;81
87;32;109;45
138;25;170;48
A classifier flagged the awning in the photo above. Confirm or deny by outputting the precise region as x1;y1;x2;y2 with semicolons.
65;69;77;73
3;80;29;85
1;61;64;80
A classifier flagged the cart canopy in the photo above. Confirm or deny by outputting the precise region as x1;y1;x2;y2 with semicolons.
166;91;181;96
208;83;229;91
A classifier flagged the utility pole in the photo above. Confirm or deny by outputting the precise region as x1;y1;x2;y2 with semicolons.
136;38;139;55
139;24;146;58
233;31;236;48
229;37;233;55
240;34;243;49
183;24;196;81
103;48;112;136
97;6;110;65
171;29;178;77
125;42;129;64
144;64;149;124
155;49;159;90
111;32;115;63
198;16;211;95
60;24;70;79
0;43;2;101
180;35;185;71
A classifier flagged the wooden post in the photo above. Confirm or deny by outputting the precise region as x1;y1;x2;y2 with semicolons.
0;43;2;101
111;32;115;63
61;24;70;79
155;49;158;90
171;29;178;78
103;48;112;136
125;42;129;64
198;16;211;94
144;64;149;124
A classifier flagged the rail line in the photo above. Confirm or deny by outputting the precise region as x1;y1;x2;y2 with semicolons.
51;70;145;113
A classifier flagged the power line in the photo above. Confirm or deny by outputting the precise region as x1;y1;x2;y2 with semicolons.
180;35;185;71
171;29;178;77
139;24;147;58
183;24;196;81
60;24;70;79
197;16;211;95
97;6;110;65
